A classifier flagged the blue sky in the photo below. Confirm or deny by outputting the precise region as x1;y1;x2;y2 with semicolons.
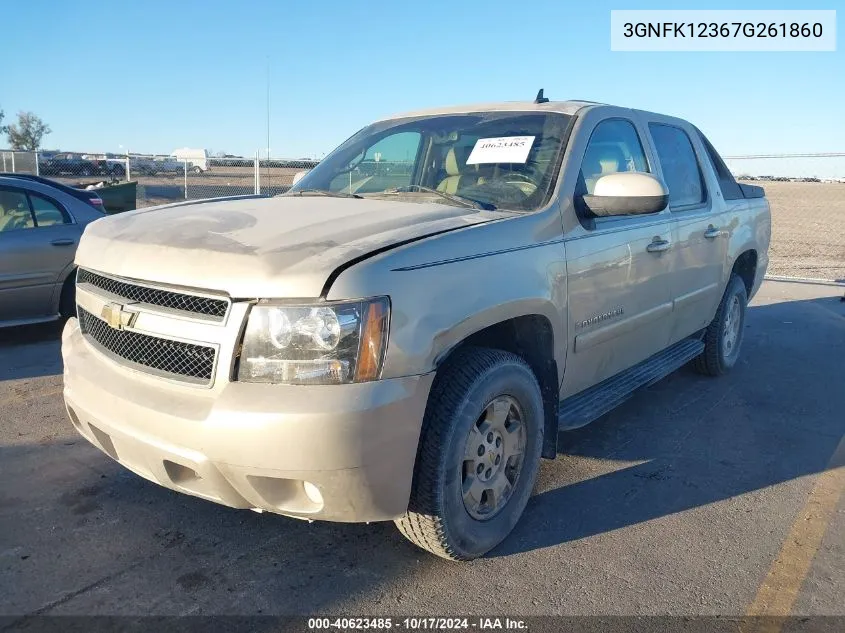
2;0;841;169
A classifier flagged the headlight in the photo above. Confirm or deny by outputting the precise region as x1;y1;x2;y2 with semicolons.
237;297;389;385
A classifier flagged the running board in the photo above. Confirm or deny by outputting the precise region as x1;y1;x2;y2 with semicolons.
558;338;704;432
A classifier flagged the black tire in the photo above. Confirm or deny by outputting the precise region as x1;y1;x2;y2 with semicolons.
192;166;202;174
395;347;544;561
59;273;76;318
694;274;747;376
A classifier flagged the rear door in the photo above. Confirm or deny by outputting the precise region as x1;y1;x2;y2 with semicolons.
646;122;735;343
0;186;80;322
561;117;674;399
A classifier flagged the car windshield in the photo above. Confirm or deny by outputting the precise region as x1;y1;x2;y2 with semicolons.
287;112;572;212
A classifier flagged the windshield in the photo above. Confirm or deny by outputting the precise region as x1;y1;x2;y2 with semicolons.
288;112;572;212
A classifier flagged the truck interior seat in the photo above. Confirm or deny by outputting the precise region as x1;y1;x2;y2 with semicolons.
437;147;479;194
0;194;33;232
583;145;627;194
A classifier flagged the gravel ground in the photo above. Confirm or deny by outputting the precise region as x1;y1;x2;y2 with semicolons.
753;181;845;281
0;280;843;626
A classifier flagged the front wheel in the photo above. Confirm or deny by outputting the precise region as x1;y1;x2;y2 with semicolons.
694;274;748;376
395;347;543;561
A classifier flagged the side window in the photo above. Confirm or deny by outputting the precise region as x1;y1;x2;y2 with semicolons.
579;119;649;195
649;124;706;208
0;188;35;232
699;133;743;200
28;194;70;226
329;131;421;194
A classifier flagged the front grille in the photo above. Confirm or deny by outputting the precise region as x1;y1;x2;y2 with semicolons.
79;308;216;384
77;269;229;320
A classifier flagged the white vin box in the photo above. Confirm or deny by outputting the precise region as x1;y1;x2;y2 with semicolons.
611;10;836;52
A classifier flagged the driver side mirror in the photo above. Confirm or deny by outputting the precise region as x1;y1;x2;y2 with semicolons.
581;172;669;217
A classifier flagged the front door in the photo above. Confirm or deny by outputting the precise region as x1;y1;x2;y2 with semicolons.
561;118;674;399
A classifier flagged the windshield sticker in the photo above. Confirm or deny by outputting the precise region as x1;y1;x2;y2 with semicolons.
466;136;535;165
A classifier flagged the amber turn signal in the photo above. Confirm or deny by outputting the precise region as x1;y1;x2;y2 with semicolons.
355;298;389;382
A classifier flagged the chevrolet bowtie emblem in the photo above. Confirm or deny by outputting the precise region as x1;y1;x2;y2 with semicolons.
100;302;138;330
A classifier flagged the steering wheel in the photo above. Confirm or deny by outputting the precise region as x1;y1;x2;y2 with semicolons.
498;172;538;197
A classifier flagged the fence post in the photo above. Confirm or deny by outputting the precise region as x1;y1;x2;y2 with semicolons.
184;161;188;199
11;152;16;173
254;152;260;194
125;153;131;182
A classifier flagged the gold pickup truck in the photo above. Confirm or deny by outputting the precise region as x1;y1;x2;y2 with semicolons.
62;97;771;560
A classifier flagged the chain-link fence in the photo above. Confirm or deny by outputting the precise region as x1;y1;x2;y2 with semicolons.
0;150;319;208
1;149;843;282
724;154;845;282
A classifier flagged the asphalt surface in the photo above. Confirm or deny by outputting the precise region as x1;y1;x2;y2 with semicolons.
1;280;843;619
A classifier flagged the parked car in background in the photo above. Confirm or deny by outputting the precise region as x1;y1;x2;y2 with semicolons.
40;154;124;179
127;156;158;175
101;158;127;178
154;157;188;174
40;154;99;177
0;173;105;211
0;175;105;327
62;98;770;560
171;148;209;173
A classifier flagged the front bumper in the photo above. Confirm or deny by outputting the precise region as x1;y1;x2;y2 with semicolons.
62;318;433;522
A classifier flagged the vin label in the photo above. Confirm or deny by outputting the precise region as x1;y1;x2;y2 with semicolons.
611;10;836;51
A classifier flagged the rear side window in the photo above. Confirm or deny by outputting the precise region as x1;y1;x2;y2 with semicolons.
28;193;70;226
699;133;743;200
649;124;706;208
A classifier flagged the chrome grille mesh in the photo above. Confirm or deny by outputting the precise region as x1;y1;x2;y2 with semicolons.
77;269;228;319
78;308;216;383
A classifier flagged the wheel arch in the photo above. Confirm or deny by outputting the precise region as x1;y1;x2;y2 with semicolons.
731;249;758;298
435;312;560;459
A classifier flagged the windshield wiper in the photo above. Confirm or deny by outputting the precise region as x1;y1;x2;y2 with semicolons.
286;189;362;199
378;185;496;210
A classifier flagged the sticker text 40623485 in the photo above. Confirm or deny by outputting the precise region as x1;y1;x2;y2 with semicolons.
466;136;535;165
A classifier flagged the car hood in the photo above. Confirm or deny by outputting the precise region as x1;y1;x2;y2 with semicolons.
75;196;499;297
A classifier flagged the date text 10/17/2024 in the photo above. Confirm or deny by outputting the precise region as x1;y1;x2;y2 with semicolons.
307;617;529;630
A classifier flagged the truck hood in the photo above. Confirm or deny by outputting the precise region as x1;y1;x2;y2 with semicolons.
75;196;498;297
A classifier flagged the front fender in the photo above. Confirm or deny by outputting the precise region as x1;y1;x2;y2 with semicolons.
325;211;568;379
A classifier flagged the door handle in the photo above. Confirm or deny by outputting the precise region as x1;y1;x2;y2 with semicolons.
50;238;75;246
646;239;671;253
704;226;722;239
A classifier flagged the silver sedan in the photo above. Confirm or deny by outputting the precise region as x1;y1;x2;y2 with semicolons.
0;175;105;327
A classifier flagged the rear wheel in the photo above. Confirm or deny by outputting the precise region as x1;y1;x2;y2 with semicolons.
395;347;543;561
694;274;747;376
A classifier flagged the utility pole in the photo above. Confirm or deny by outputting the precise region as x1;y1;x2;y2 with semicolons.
266;56;271;194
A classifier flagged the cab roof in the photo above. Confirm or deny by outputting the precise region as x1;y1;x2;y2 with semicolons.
378;100;603;122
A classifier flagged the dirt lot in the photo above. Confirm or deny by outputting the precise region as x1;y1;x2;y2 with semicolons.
1;280;844;625
747;181;845;281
